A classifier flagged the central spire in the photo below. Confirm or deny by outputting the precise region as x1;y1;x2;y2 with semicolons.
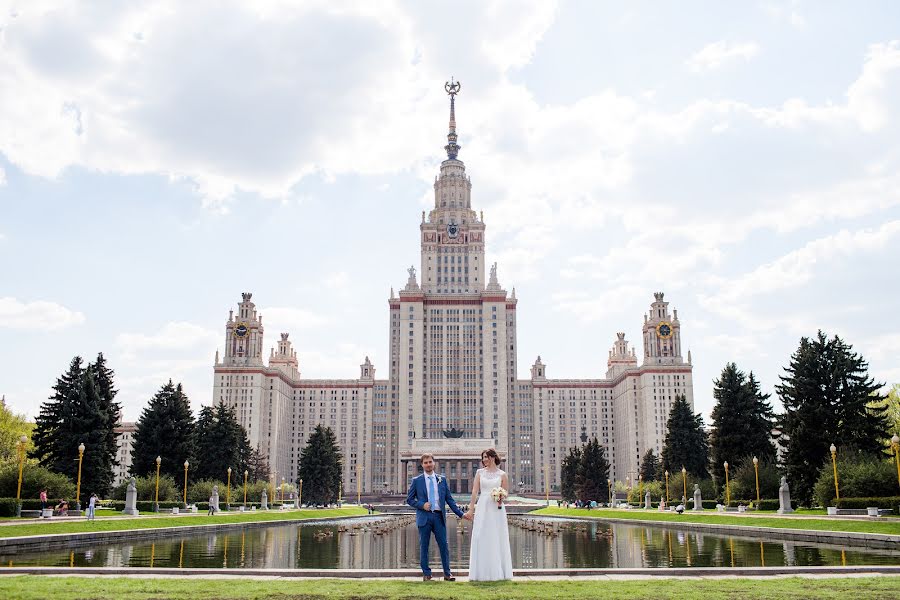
444;78;461;160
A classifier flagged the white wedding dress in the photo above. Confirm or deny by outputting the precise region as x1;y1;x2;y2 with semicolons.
468;468;513;581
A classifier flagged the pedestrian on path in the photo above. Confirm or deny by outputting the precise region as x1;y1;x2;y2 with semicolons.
86;493;97;521
40;489;48;510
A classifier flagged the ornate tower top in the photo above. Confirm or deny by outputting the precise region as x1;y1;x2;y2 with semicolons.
444;78;461;160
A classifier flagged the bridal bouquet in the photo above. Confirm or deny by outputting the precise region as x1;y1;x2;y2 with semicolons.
490;486;508;509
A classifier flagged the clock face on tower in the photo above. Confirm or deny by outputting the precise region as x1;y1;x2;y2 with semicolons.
656;321;673;339
447;222;459;238
235;323;249;338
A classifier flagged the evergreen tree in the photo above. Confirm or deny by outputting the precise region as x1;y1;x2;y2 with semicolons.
193;403;249;482
297;425;343;505
661;394;709;478
575;437;610;503
639;449;660;482
559;446;582;503
31;356;84;473
246;444;270;482
32;358;118;497
709;363;776;484
131;381;196;480
777;331;887;505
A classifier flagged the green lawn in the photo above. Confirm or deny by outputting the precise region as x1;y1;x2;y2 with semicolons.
1;576;899;599
0;507;368;539
533;507;900;535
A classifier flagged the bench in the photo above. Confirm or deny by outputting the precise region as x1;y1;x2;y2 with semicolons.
831;507;893;517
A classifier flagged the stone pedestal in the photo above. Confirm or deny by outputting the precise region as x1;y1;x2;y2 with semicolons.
123;477;140;516
260;490;268;510
692;484;703;511
778;476;794;514
644;491;651;509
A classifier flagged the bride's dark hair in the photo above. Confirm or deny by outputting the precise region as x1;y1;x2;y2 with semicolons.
481;448;501;466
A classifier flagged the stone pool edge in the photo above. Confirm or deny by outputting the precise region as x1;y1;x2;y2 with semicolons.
0;514;378;553
528;514;900;549
3;566;900;578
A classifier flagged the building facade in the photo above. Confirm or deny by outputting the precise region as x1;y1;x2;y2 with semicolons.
212;85;694;497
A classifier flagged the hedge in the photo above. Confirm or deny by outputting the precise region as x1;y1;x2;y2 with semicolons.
0;498;18;517
833;496;900;514
730;499;797;511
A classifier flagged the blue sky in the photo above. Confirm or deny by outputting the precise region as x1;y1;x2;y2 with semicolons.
2;1;899;423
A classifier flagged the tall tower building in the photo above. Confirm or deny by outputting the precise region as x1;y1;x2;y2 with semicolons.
391;81;516;492
210;82;695;499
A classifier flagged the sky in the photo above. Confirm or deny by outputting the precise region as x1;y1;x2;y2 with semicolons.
1;1;899;425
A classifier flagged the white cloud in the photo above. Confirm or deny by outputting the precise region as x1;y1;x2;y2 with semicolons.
115;321;219;360
847;40;900;132
261;306;331;334
706;220;900;305
0;297;85;331
686;41;760;72
0;166;6;186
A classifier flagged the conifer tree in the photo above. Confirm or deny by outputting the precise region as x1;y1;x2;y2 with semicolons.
661;394;709;478
193;403;249;482
246;444;270;482
131;381;196;479
31;356;84;473
576;437;610;503
777;331;887;505
709;363;775;484
31;357;118;496
297;425;343;505
560;446;582;502
639;449;660;482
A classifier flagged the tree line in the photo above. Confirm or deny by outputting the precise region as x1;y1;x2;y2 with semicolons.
561;330;894;506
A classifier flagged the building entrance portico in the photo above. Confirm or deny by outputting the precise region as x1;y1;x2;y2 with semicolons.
400;438;505;495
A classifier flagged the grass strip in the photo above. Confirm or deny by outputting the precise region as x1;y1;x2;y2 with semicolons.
0;507;368;539
532;507;900;535
1;575;900;599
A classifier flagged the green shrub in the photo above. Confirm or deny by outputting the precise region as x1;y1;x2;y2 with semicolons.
731;498;796;511
111;474;180;502
727;457;781;501
0;498;18;517
186;479;244;504
663;473;715;504
813;453;897;508
0;459;76;500
833;496;900;514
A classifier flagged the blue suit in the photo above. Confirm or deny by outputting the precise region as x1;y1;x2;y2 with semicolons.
406;472;464;577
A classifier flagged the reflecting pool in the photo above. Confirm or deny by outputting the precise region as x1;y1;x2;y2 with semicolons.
3;515;898;569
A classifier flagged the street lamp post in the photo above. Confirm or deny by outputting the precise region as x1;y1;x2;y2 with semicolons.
724;461;730;506
243;470;248;508
298;479;303;508
681;466;687;504
154;456;162;512
664;470;670;505
544;464;549;506
226;467;232;510
75;443;85;512
830;444;840;503
607;478;611;506
356;464;363;505
183;460;190;508
15;435;27;517
752;457;760;504
892;435;900;490
281;477;285;504
639;474;643;508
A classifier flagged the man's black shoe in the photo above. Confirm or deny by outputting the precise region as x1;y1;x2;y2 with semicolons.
423;576;433;581
443;576;456;581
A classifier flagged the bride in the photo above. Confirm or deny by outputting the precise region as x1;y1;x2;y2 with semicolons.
464;448;513;581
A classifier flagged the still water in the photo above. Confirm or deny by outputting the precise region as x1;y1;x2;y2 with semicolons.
3;516;898;569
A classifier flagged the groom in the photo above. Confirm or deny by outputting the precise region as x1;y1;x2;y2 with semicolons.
406;453;470;581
